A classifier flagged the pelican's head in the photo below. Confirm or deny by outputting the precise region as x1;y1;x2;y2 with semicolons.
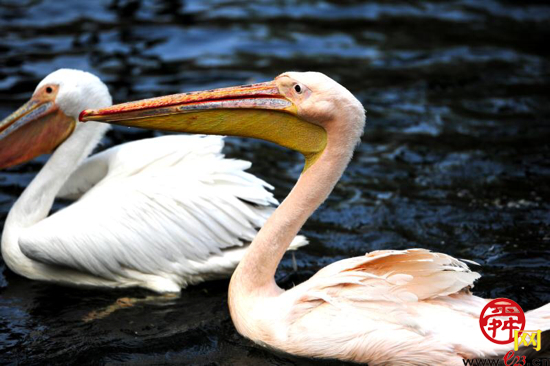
81;71;364;170
0;69;111;169
274;72;365;128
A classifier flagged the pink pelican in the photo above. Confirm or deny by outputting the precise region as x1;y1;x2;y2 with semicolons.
82;71;550;364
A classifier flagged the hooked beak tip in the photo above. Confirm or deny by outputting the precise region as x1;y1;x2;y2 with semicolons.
79;109;91;122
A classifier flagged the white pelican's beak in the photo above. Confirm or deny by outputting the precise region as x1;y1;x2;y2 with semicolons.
80;81;326;170
0;85;75;169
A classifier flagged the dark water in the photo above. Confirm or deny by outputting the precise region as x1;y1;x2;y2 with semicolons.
1;0;550;364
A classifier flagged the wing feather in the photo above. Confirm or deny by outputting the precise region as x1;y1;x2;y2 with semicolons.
19;135;302;290
296;249;480;306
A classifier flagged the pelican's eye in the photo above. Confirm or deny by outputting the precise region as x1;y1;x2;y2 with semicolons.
46;86;53;94
294;84;302;94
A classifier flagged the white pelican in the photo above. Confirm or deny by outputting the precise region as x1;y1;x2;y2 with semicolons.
0;69;307;293
81;72;550;364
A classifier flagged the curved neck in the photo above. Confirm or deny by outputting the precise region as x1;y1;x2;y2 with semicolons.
2;122;109;274
7;122;109;226
229;116;362;298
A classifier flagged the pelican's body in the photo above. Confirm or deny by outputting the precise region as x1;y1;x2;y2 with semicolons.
0;69;305;292
234;248;550;364
82;72;550;364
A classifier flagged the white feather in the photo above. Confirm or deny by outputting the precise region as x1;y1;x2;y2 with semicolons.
1;69;307;293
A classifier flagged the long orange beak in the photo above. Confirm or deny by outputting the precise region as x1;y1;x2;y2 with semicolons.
81;81;327;170
0;85;75;169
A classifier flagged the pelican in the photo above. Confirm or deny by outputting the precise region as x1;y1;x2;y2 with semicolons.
82;72;550;364
0;68;307;293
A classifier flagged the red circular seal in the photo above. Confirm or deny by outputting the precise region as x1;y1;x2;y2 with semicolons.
479;298;526;344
